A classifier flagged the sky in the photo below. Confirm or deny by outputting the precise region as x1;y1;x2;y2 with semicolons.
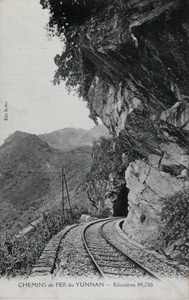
0;0;95;145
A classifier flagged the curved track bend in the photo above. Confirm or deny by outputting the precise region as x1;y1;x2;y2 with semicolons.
82;218;160;280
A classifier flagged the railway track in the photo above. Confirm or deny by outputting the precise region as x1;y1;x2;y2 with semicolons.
82;218;160;280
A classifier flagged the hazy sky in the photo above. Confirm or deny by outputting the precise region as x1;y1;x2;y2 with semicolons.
0;0;95;145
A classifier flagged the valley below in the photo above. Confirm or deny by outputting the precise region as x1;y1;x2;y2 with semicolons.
0;125;110;237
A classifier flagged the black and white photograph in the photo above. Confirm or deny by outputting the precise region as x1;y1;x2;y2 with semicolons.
0;0;189;299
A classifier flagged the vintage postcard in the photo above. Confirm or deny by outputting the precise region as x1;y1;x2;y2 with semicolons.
0;0;189;299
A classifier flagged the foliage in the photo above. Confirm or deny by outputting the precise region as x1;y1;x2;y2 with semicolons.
86;135;140;216
162;190;189;225
0;206;78;278
90;207;110;219
85;136;126;216
86;136;124;182
158;190;189;266
40;0;111;32
39;0;120;123
40;0;108;95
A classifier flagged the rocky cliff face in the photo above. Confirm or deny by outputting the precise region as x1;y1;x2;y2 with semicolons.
42;0;189;266
79;0;189;264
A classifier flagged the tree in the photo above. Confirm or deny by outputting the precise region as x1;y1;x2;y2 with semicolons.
40;0;110;97
40;0;117;123
40;0;110;32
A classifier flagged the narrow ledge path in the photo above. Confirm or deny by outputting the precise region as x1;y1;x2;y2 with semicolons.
30;224;78;277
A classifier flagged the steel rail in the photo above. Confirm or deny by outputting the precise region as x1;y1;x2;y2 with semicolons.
82;218;161;280
100;219;161;280
82;217;119;279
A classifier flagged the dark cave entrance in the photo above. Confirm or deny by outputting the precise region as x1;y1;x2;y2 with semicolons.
113;185;129;217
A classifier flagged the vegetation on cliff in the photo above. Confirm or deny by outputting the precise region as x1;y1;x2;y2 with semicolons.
40;0;189;123
85;137;130;217
87;137;123;181
159;190;189;266
40;0;189;270
40;0;110;98
39;0;131;121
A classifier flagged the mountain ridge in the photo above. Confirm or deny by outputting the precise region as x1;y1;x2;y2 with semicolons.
38;124;110;151
0;125;110;235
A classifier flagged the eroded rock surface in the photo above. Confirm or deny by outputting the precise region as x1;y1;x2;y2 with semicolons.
44;0;189;265
81;0;189;264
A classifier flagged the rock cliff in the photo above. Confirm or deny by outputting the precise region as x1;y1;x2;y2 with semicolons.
84;1;189;265
82;0;189;265
42;0;189;266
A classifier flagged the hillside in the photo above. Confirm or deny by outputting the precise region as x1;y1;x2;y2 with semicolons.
38;125;110;150
0;131;92;235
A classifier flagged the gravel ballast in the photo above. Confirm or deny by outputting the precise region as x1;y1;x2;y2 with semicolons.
32;218;188;279
102;219;187;278
84;219;150;279
53;223;100;278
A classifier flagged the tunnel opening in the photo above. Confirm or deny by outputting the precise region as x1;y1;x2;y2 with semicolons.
113;185;129;217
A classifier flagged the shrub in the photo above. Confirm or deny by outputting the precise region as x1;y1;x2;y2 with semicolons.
0;208;76;278
159;190;189;266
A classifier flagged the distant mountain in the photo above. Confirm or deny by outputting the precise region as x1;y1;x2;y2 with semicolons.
0;131;92;235
38;125;110;151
